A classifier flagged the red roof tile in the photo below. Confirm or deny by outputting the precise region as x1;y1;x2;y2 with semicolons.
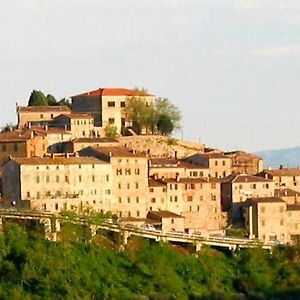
72;88;153;97
17;106;70;113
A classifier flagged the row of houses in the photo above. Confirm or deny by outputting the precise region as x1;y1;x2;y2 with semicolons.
1;87;300;243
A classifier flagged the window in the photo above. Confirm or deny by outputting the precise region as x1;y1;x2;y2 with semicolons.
187;196;193;202
43;204;47;210
92;175;95;182
135;183;139;189
125;168;131;175
36;176;40;184
106;175;109;181
55;203;59;210
2;144;7;152
56;176;59;183
171;219;174;224
197;205;200;211
135;168;140;175
128;212;131;217
118;183;122;189
190;206;192;211
211;182;216;189
151;198;156;203
108;118;115;124
150;188;154;193
211;194;216;201
127;183;130;189
108;101;115;107
136;197;139;203
174;184;178;190
215;161;218;166
79;175;82;182
137;211;140;217
119;197;122;203
65;176;69;182
280;206;284;213
40;114;44;119
222;160;226;166
280;219;284;226
261;220;265;226
174;196;178;202
46;175;50;183
27;192;30;198
116;168;122;175
105;189;111;195
127;197;130;203
121;101;126;107
13;144;18;152
191;184;195;190
261;206;265;213
200;196;203;201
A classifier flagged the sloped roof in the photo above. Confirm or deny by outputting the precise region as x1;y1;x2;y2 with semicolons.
261;168;300;177
148;210;183;218
245;197;285;205
11;156;107;165
222;174;272;183
17;106;70;113
72;88;153;97
89;146;147;158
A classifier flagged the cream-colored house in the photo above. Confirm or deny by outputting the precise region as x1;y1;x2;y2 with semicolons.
79;146;149;218
244;197;287;244
17;105;70;129
2;156;113;213
71;88;155;134
185;153;232;179
221;174;275;222
257;169;300;193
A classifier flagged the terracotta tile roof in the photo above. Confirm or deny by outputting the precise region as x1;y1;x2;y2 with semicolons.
72;88;153;98
56;113;93;119
31;127;71;135
275;188;300;197
90;146;147;158
260;169;300;177
287;204;300;211
17;106;70;113
245;197;285;205
11;156;108;165
222;174;273;183
187;152;230;160
0;129;47;142
147;210;183;219
72;137;119;143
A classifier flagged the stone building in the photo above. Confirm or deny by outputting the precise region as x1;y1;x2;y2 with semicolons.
149;158;209;179
224;150;263;175
257;169;300;193
286;204;300;243
17;105;70;129
79;146;149;218
2;156;113;212
221;174;275;222
274;188;300;204
0;129;48;174
71;88;155;134
147;210;184;232
244;197;287;244
52;113;94;138
148;177;222;234
185;153;232;179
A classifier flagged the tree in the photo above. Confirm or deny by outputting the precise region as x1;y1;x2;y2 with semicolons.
105;125;118;139
155;98;181;131
28;90;48;106
57;98;71;107
46;94;57;106
1;122;17;133
156;114;174;135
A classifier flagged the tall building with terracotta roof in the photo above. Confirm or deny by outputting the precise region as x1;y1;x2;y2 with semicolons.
71;88;155;135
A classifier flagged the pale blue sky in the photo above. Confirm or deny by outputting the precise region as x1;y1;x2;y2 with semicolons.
0;0;299;151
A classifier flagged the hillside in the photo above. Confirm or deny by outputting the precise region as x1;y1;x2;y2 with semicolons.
1;223;300;299
256;147;300;169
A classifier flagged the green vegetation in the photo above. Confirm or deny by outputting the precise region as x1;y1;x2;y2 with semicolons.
0;223;300;299
104;125;118;139
124;94;181;136
27;90;70;107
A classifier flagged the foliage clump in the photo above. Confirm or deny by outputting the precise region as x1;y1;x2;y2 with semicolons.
0;223;300;299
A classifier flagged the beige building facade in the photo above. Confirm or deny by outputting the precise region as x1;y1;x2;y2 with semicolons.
17;105;70;129
2;156;113;213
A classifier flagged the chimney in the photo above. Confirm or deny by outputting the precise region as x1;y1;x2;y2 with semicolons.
65;152;69;158
44;125;48;131
51;153;55;159
28;122;31;129
30;131;34;139
176;174;180;182
174;151;178;159
108;152;112;157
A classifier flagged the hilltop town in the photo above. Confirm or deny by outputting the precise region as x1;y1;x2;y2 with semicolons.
1;87;300;245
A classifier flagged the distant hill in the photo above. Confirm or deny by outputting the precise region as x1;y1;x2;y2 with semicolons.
256;147;300;169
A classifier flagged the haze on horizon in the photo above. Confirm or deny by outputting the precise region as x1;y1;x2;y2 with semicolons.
0;0;299;152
